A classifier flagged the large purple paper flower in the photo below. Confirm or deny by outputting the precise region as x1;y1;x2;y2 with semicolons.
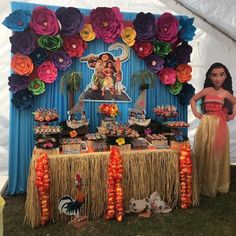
30;6;59;36
51;50;72;70
11;89;34;110
145;54;164;74
90;7;123;43
2;9;31;32
56;7;84;36
10;31;35;55
133;12;156;41
8;74;29;93
156;12;179;44
175;42;192;64
179;17;196;42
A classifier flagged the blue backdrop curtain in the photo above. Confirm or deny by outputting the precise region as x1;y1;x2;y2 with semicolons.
8;1;188;193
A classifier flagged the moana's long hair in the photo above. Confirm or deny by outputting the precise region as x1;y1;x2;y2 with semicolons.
203;62;233;114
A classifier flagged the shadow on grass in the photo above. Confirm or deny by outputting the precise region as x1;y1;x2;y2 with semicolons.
3;166;236;236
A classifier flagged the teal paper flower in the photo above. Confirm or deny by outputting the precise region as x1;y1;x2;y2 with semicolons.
179;17;196;42
2;9;31;32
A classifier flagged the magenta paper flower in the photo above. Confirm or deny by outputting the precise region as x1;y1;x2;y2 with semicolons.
38;61;58;83
30;6;59;36
159;68;176;85
156;12;179;44
90;7;123;43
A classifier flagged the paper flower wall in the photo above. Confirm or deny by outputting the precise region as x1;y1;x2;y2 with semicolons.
3;5;196;110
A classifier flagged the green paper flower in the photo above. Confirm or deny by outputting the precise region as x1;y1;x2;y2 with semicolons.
153;41;172;57
28;78;45;95
169;81;183;95
38;35;63;52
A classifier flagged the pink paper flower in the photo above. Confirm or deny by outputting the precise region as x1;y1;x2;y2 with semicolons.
156;12;179;44
30;6;59;36
90;7;123;43
38;61;57;83
159;68;176;85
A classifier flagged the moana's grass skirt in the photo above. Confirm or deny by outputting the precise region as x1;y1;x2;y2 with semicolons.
193;114;230;197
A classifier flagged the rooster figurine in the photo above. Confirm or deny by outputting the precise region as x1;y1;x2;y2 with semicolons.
58;173;86;224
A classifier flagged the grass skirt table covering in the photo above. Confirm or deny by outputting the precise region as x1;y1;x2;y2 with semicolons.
24;149;199;228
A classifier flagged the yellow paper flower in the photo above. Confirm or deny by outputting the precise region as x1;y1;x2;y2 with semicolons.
121;27;136;47
80;23;96;42
116;137;125;146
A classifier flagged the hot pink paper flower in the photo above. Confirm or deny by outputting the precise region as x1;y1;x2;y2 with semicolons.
90;7;123;43
38;61;57;83
159;68;176;85
156;12;179;44
30;6;59;36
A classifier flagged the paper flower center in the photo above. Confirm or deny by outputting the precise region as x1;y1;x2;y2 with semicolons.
139;47;143;52
103;21;108;27
46;69;51;74
43;21;48;27
152;61;157;66
72;44;77;49
58;57;64;63
17;20;23;26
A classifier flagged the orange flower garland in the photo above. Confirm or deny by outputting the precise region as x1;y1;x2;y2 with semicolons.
105;147;124;222
35;153;51;225
179;145;192;209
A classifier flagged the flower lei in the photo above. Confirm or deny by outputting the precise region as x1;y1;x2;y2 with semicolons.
105;147;124;222
179;145;192;209
3;6;196;110
35;153;51;225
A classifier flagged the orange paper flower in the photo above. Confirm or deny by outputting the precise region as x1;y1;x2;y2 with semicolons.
11;53;33;76
176;64;192;83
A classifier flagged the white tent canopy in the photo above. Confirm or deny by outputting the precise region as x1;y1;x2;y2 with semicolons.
0;0;236;176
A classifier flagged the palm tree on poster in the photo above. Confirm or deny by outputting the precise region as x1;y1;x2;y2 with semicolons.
60;71;83;111
131;70;156;112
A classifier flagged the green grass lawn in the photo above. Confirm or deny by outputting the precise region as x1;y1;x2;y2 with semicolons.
3;166;236;236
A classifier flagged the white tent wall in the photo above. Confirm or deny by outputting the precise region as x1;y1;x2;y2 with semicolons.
0;0;236;176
